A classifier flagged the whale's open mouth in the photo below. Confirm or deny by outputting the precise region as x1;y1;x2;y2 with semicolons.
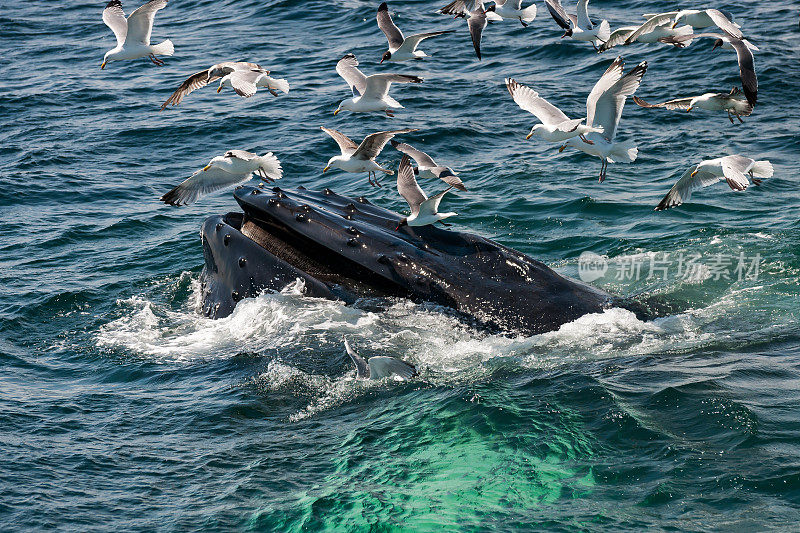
199;186;640;335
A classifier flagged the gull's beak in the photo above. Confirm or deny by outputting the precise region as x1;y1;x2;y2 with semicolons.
203;165;211;171
525;132;533;140
558;144;567;153
691;170;698;178
333;108;341;116
671;21;678;29
101;61;107;69
216;86;222;93
323;165;330;173
379;58;385;64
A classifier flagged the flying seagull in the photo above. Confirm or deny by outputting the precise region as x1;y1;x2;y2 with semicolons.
438;1;499;60
377;2;454;62
161;151;282;206
396;154;458;228
559;57;648;182
161;62;288;109
655;156;773;211
344;339;418;380
216;68;290;98
485;1;538;27
334;54;422;116
505;78;603;145
599;19;694;52
617;8;740;50
390;141;468;191
321;126;417;187
633;88;752;123
101;0;173;69
543;0;610;49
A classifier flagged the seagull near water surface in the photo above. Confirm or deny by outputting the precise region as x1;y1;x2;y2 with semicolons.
321;127;417;187
376;2;455;63
334;54;423;116
101;0;174;69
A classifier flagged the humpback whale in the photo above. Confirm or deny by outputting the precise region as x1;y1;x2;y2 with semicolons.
198;186;649;336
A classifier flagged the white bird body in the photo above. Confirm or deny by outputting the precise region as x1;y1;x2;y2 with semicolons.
543;0;610;46
101;0;173;69
655;156;773;210
488;0;538;25
334;54;422;116
396;155;457;228
321;127;416;187
689;93;751;113
530;122;603;143
217;70;290;98
160;151;282;206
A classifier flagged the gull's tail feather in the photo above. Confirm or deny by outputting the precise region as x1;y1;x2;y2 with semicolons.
151;39;174;56
750;160;773;178
610;140;638;163
521;4;537;22
258;152;283;181
267;77;290;94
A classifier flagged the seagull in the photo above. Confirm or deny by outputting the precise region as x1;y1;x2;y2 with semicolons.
390;141;468;191
160;63;289;109
377;2;454;63
334;54;422;116
344;339;418;380
101;0;173;69
217;68;290;98
633;88;753;124
160;151;282;206
485;1;538;27
598;20;694;52
438;1;499;60
543;0;610;49
618;9;741;49
505;78;603;145
396;154;457;228
655;156;773;211
321;127;416;187
559;57;648;182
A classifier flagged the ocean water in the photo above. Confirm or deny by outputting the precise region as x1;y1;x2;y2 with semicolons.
2;0;799;529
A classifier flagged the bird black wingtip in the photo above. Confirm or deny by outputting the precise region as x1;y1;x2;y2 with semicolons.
105;0;122;7
378;2;389;12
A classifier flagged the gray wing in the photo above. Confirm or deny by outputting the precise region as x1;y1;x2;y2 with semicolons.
400;30;455;53
390;141;437;168
224;150;258;161
160;69;212;110
468;10;487;60
433;167;467;192
655;165;721;211
344;340;370;378
377;2;404;50
587;59;647;140
336;54;367;97
598;27;636;52
126;0;168;46
160;166;250;206
353;129;417;161
586;57;625;128
208;61;260;79
439;0;476;16
506;78;571;125
102;1;127;47
226;70;262;97
367;357;418;380
706;9;743;39
632;96;693;111
720;155;754;190
397;154;427;216
544;0;573;30
623;12;677;45
320;127;359;156
362;73;422;100
727;37;757;107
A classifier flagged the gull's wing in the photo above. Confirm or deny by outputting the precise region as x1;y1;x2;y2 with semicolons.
505;78;571;125
208;61;260;79
624;12;677;45
353;129;417;161
655;165;722;210
368;356;418;380
707;9;743;39
544;0;573;30
224;150;258;161
160;69;211;110
433;167;467;191
160;166;249;206
632;96;693;111
727;37;758;107
126;0;168;46
587;58;647;140
576;0;591;29
721;155;754;190
586;57;625;128
399;30;455;53
336;54;367;97
102;1;128;47
418;188;452;217
362;73;422;100
468;10;488;60
377;2;405;50
320;127;359;156
439;0;477;16
397;154;427;216
390;141;438;168
219;70;259;97
344;340;370;379
598;27;636;52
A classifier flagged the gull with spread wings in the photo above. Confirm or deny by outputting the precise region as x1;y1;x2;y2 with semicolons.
377;2;454;63
334;54;422;116
101;0;173;69
396;155;458;228
321;127;417;187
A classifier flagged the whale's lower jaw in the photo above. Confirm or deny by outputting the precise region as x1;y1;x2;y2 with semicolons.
199;186;630;335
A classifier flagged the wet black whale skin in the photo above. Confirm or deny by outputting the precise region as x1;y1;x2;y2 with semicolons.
199;186;630;335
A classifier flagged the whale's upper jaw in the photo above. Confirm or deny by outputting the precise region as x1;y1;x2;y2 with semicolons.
200;186;620;335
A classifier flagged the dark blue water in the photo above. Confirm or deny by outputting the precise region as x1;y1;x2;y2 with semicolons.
2;0;800;529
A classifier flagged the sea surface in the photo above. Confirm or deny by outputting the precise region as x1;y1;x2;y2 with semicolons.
2;0;799;530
